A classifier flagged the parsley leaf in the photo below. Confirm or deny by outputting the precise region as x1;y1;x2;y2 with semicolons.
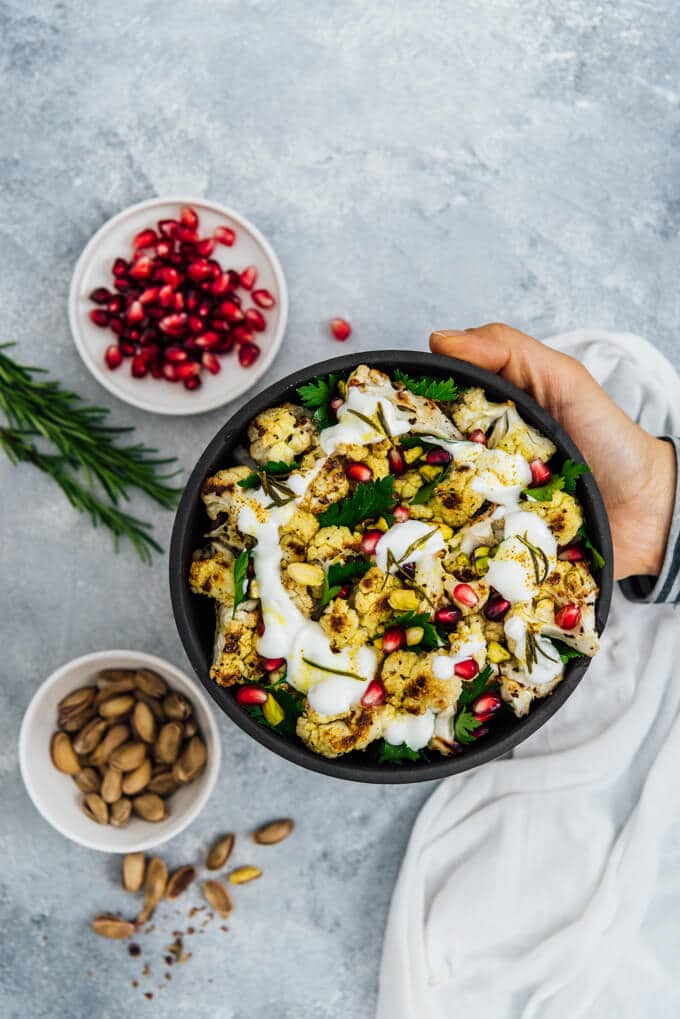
454;709;481;744
318;475;395;528
263;460;296;476
296;373;343;431
394;370;459;402
457;664;495;708
391;611;446;650
246;686;304;739
319;557;371;608
232;548;251;617
550;638;585;664
577;524;605;569
377;741;425;764
562;459;591;493
525;458;590;502
238;472;261;490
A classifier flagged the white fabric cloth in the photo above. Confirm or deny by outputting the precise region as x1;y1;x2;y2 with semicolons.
377;330;680;1019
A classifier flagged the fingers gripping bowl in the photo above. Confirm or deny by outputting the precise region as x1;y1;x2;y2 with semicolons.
170;351;613;783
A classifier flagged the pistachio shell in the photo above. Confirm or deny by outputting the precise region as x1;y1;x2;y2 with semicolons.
206;833;235;870
109;742;147;773
137;856;168;923
203;879;233;917
146;771;178;796
183;718;198;739
50;732;80;775
96;669;136;689
162;691;192;721
172;736;207;784
228;865;262;885
155;722;184;765
82;793;108;825
58;686;96;725
74;767;101;794
72;718;108;756
138;693;165;722
98;694;136;719
134;668;167;699
122;852;146;893
94;678;135;703
59;704;97;732
131;700;156;743
110;797;132;827
89;723;130;766
166;865;197;900
253;819;295;845
132;793;167;822
92;914;136;939
101;767;123;804
122;758;152;796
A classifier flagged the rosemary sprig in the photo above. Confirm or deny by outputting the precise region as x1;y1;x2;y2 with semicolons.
525;629;560;673
301;656;365;681
516;533;549;584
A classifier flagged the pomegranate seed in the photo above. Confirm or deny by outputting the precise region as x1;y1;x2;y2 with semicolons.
382;627;406;653
484;595;511;620
104;345;123;369
162;362;179;382
434;606;461;629
238;341;260;367
155;240;172;258
195;331;219;349
330;396;344;413
89;287;111;304
330;317;351;341
180;206;199;230
164;346;189;363
347;462;373;483
187;259;212;282
558;544;586;562
361;530;383;554
454;658;479;680
202;352;221;374
119;340;136;357
257;618;265;637
473;725;490;740
176;227;197;246
150;362;163;379
184;375;202;391
472;693;501;717
337;584;351;598
361;679;386;707
131;354;149;379
129;256;153;281
388;448;406;475
244;308;266;332
159;313;188;336
469;428;487;445
112;257;128;276
133;228;157;249
530;459;552;485
195;237;214;257
252;288;275;309
426;448;452;466
159;266;180;288
211;273;231;296
207;258;222;279
175;361;200;381
187;314;204;334
214;225;236;246
139;342;160;360
555;604;582;630
240;265;257;290
108;295;123;313
264;657;286;673
236;685;268;706
393;503;410;522
158;284;175;307
157;219;178;238
138;287;159;305
126;300;145;324
109;317;124;335
231;325;254;345
89;308;109;327
173;291;185;310
220;300;245;323
453;583;479;607
215;335;235;354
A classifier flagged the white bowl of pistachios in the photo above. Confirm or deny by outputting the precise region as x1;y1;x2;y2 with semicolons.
19;650;221;853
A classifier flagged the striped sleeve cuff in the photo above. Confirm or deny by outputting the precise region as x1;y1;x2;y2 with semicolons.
619;436;680;604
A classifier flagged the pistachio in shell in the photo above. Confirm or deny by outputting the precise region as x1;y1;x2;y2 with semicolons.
109;741;147;773
139;693;165;722
137;855;168;923
122;852;146;893
253;819;295;845
131;700;156;744
132;793;167;822
101;767;123;804
74;767;101;794
122;758;152;796
162;691;192;721
96;669;136;689
172;736;207;784
206;833;235;870
134;668;167;699
50;732;80;775
203;879;233;917
146;770;178;797
92;914;136;939
110;797;132;827
228;865;262;885
183;717;198;739
72;718;108;756
155;722;184;765
98;694;136;719
166;865;197;900
89;723;130;767
82;793;108;825
59;704;97;733
94;678;135;704
58;685;96;718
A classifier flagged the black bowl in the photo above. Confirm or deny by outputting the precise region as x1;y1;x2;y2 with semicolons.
170;350;613;783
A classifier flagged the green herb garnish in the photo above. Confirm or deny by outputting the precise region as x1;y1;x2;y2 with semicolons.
457;664;494;708
577;525;605;569
526;458;591;502
525;629;561;673
377;741;425;764
550;638;585;664
232;549;251;617
238;472;261;490
318;557;371;609
394;370;459;402
296;373;343;430
410;462;451;505
390;612;446;650
454;709;481;744
263;460;296;476
246;685;304;738
516;532;549;584
238;463;296;505
318;475;395;528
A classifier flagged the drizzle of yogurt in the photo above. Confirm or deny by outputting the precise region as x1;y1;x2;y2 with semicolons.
504;614;563;691
384;709;436;750
320;383;412;455
484;507;557;604
375;519;446;575
431;632;486;679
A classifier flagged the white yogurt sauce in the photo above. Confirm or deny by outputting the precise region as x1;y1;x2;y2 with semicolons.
320;382;412;455
471;450;532;506
432;633;486;679
503;508;556;558
459;506;506;556
484;537;538;603
375;519;446;575
504;614;563;691
384;709;436;750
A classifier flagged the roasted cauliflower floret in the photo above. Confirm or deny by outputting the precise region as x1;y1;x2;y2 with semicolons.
201;465;262;527
331;440;391;479
296;703;393;758
524;489;583;545
488;405;557;462
189;543;235;606
307;526;361;566
248;402;317;465
430;464;485;528
353;567;400;636
211;605;263;686
319;600;370;651
499;674;535;717
298;456;350;515
540;560;598;605
394;470;425;502
279;510;320;565
451;387;509;435
381;650;462;714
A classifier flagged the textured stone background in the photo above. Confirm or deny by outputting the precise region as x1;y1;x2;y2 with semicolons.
1;1;679;1016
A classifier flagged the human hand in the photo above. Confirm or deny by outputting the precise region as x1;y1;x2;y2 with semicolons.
430;324;676;581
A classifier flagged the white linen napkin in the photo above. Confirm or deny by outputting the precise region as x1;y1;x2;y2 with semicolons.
376;330;680;1019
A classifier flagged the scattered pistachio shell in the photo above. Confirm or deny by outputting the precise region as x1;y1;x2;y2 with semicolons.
82;793;108;825
253;819;295;845
206;833;235;870
137;856;168;923
155;722;184;765
109;742;147;773
72;718;108;756
50;732;80;775
74;767;101;794
92;914;136;939
132;793;167;822
89;724;130;767
101;767;123;804
172;736;207;784
228;865;262;885
122;852;146;893
122;758;152;796
162;691;192;721
203;879;233;917
98;694;136;719
134;668;167;699
110;797;132;827
166;865;197;900
131;700;156;744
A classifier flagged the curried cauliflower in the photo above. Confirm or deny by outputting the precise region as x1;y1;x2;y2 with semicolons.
308;525;361;566
524;490;583;545
430;464;486;528
540;560;598;605
297;703;394;758
279;510;320;566
211;605;263;686
319;600;370;650
298;456;350;515
248;402;317;465
353;567;401;636
451;387;509;435
381;650;462;714
189;543;235;606
488;405;557;462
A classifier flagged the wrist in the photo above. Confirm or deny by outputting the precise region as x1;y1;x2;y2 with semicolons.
638;438;676;577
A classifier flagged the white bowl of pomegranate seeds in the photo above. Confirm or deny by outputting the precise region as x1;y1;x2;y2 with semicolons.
69;198;288;415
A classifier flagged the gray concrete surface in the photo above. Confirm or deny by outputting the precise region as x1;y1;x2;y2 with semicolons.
1;1;679;1016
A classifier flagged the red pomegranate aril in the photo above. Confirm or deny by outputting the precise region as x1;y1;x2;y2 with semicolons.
347;462;373;483
484;595;511;621
175;361;200;381
231;325;254;345
188;315;204;334
105;345;123;370
236;685;268;706
195;331;219;349
469;429;487;445
426;447;452;466
330;318;351;341
157;219;178;239
210;273;231;296
453;583;479;607
89;308;110;327
434;606;462;629
147;305;164;320
109;316;124;335
382;628;406;653
393;503;410;522
454;658;479;680
108;295;123;313
239;265;257;290
198;300;212;318
155;240;172;259
129;256;153;281
337;584;351;599
150;362;163;379
164;346;189;364
207;258;222;279
187;259;212;282
162;362;179;382
252;288;275;309
214;225;236;246
180;206;199;230
472;693;501;717
194;237;214;257
159;313;188;336
221;300;245;323
140;342;160;360
138;287;159;305
126;301;145;325
202;352;221;374
361;530;383;555
361;679;386;707
558;544;586;563
257;619;266;637
119;341;136;357
89;287;112;304
112;257;128;276
131;355;149;379
238;341;260;367
264;657;286;673
244;308;266;332
215;336;235;354
184;375;202;391
133;228;157;250
158;284;175;307
330;396;344;413
388;448;406;475
159;266;180;288
555;603;582;630
530;459;552;485
173;292;185;311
